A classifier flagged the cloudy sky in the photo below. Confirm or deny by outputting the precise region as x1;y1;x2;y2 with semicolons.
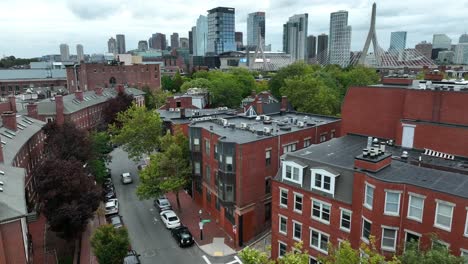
1;0;467;58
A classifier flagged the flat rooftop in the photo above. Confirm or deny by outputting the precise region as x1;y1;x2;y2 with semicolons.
158;108;236;125
287;135;468;199
371;79;468;91
190;112;340;144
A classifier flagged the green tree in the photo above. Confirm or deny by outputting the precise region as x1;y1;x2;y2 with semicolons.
255;79;269;94
278;242;310;264
137;128;190;211
180;78;213;92
239;246;274;264
142;86;156;110
229;68;257;97
172;71;184;92
91;225;130;264
337;66;380;98
88;131;112;184
161;75;175;91
268;62;317;98
398;240;464;264
154;89;172;109
108;104;162;160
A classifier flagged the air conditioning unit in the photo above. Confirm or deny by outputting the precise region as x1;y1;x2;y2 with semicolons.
297;121;304;127
264;115;271;121
255;116;261;121
169;108;174;111
240;123;247;129
263;127;271;134
221;119;228;126
175;108;180;111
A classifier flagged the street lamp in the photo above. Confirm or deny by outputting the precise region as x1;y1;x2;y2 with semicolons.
199;209;203;240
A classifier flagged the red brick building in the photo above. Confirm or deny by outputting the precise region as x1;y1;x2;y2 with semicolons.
65;63;161;93
159;88;210;111
0;69;67;96
188;109;341;247
271;78;468;262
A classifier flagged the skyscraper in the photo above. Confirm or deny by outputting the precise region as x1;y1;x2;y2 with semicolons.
76;44;84;62
329;10;352;67
60;43;70;61
116;34;126;54
152;33;166;50
108;37;117;54
171;33;180;49
195;15;208;56
432;34;452;49
189;30;194;54
415;41;432;59
207;7;236;55
307;35;316;60
283;14;308;61
247;12;265;48
389;31;407;53
138;40;148;51
235;32;243;51
317;34;329;65
459;34;468;44
180;38;189;49
455;43;468;64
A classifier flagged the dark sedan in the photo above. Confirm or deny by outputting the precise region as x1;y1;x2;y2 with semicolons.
170;226;194;247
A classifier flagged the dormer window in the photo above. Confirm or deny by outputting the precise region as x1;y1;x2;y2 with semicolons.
282;161;306;185
310;168;339;196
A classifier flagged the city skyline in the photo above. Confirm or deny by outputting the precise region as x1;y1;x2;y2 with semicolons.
1;0;468;57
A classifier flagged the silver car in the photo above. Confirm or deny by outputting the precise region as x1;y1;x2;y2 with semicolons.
121;172;133;184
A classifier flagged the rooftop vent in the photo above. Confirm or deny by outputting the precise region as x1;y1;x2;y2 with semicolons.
240;123;247;129
0;170;4;175
297;121;305;128
263;127;271;135
0;187;3;192
401;151;409;159
279;126;291;131
0;181;3;185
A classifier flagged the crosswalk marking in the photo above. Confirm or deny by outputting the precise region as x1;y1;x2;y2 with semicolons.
202;255;211;264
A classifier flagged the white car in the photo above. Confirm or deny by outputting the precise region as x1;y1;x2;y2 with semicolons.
105;199;119;215
121;172;133;184
160;210;181;229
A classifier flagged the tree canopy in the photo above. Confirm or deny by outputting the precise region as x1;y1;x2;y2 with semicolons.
108;104;162;160
102;92;134;128
43;121;91;163
180;78;213;92
91;225;130;264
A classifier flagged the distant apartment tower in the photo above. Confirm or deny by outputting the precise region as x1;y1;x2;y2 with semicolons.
247;12;266;48
329;10;352;67
108;37;117;54
171;33;180;49
455;43;468;64
180;38;189;49
317;33;329;65
459;34;468;44
389;31;407;53
415;41;432;59
432;34;452;49
152;33;167;50
307;35;316;60
76;44;84;62
283;13;308;61
138;40;148;51
188;30;194;54
116;34;126;54
207;7;236;55
195;15;208;56
60;43;70;61
235;32;243;51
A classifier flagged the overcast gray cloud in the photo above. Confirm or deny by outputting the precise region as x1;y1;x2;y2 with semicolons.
0;0;467;58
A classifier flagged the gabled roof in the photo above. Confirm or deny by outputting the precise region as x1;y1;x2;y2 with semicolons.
0;165;27;222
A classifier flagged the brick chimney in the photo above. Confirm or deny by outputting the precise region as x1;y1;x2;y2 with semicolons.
75;90;84;101
55;95;64;125
95;87;103;96
281;96;288;112
26;103;38;119
116;84;125;94
8;95;16;113
0;135;4;163
180;108;186;119
2;111;17;131
354;147;392;173
256;100;263;115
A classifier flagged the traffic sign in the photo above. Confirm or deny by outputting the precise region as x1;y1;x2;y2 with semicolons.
199;222;204;230
201;219;211;224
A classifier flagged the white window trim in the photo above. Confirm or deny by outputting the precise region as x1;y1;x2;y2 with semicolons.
309;227;329;255
364;182;375;210
384;190;401;216
432;239;450;250
361;217;372;244
282;161;305;185
461;248;468;259
339;208;352;233
278;214;287;235
278;240;287;258
311;198;332;225
292;220;302;242
407;193;425;222
433;199;455;232
310;168;338;196
279;187;289;208
404;229;422;251
293;192;303;214
381;226;399;252
465;210;468;237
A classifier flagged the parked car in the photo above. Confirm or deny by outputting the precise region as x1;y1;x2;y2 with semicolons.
170;226;194;247
108;215;123;229
104;189;116;201
123;250;141;264
121;172;133;184
105;199;119;215
154;197;171;212
160;210;181;229
105;168;111;178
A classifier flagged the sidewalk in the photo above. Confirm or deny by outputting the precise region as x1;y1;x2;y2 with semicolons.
79;207;107;264
166;191;237;257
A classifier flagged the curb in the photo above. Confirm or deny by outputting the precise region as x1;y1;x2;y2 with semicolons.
192;234;239;258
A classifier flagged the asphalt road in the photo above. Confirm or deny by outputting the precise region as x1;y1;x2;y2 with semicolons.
108;148;240;264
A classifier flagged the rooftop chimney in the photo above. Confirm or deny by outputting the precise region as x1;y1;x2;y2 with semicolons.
0;135;4;163
281;96;288;112
26;103;38;119
95;87;103;96
55;95;64;125
256;100;263;115
355;147;392;173
180;108;185;119
116;84;125;94
75;90;84;101
8;95;16;113
2;111;17;131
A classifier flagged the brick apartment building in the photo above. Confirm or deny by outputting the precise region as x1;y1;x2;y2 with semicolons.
159;88;210;111
20;86;145;130
0;69;67;96
65;63;161;93
188;105;341;247
271;77;468;262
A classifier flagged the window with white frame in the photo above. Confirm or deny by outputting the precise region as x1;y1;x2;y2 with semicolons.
312;199;331;224
319;134;327;142
465;211;468;237
193;138;200;151
405;231;421;250
460;249;468;263
304;138;311;148
362;218;372;242
279;241;287;257
381;227;398;251
340;209;352;232
432;240;449;250
310;228;329;254
279;215;287;235
293;221;302;241
294;193;303;213
194;162;201;175
280;189;288;208
434;200;454;231
407;193;425;222
309;256;319;264
283;143;297;153
285;165;300;183
311;169;337;195
384;191;401;216
364;183;374;209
